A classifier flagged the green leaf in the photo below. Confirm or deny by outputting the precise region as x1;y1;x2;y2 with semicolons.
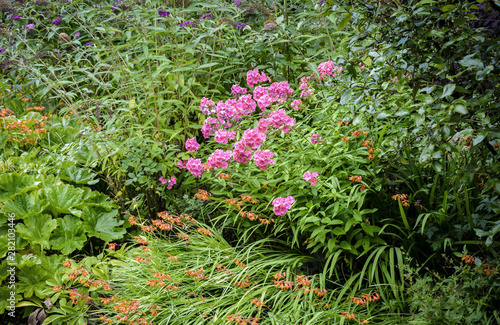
59;166;98;185
0;173;38;202
441;4;456;11
459;54;484;69
1;190;48;220
51;216;87;255
17;266;51;298
337;13;352;31
415;94;433;104
451;99;468;114
441;84;455;98
81;206;125;242
45;184;84;217
16;214;58;250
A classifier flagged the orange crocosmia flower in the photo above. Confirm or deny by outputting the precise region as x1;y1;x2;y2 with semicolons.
296;275;310;287
198;228;211;236
234;259;246;268
273;272;285;280
251;298;266;308
168;255;179;262
348;175;362;182
340;311;356;320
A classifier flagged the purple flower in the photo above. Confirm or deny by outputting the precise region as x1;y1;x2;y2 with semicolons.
0;49;5;53
86;42;92;46
318;0;326;5
235;0;243;7
158;10;170;17
200;13;212;20
73;32;80;38
26;24;36;30
12;15;22;21
179;20;193;28
52;17;62;25
236;22;247;30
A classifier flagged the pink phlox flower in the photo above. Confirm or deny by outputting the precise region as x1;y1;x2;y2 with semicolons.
242;128;266;150
177;160;188;169
269;81;294;103
231;84;247;97
303;171;319;186
253;86;269;101
186;158;204;178
200;97;216;115
214;129;236;144
291;99;303;111
257;118;270;132
207;149;233;169
185;138;200;151
236;94;256;117
257;94;272;111
254;150;275;170
299;75;315;98
159;176;168;185
233;140;253;164
247;68;271;88
167;176;176;189
201;117;223;138
272;196;295;216
317;60;340;79
311;133;320;144
267;110;296;133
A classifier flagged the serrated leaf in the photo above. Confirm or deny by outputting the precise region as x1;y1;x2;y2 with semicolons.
45;184;84;217
16;214;58;250
59;166;97;185
0;173;39;201
1;190;48;219
51;216;87;255
81;206;125;242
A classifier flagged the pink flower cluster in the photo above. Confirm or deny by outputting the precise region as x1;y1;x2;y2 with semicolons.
291;99;303;111
207;149;233;169
159;176;176;189
233;141;253;164
242;128;266;150
186;138;200;151
186;158;204;177
317;60;342;79
272;196;295;216
267;110;296;133
311;133;320;144
201;117;224;138
200;97;216;115
214;129;236;144
177;160;188;169
299;75;315;98
231;84;247;97
254;150;275;170
298;60;343;98
247;68;271;88
303;171;319;186
268;81;294;103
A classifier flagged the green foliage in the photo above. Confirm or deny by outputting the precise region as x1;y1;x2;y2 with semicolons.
407;256;500;324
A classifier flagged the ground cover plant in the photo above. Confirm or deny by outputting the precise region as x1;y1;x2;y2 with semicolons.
1;0;500;324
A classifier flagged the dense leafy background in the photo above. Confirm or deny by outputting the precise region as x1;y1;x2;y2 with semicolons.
1;0;500;324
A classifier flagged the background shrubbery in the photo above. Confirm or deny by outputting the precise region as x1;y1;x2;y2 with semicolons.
1;0;500;324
